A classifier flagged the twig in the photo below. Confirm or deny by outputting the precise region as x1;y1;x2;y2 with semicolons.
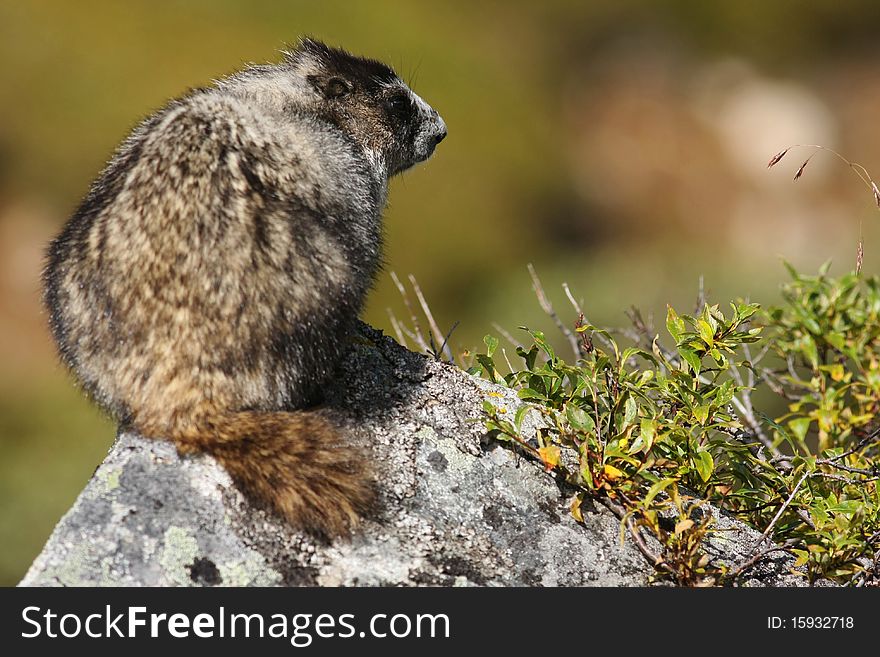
821;425;880;464
759;367;800;401
562;282;583;317
811;471;880;485
728;544;795;582
386;308;408;349
694;275;706;314
750;471;809;554
815;460;879;477
527;263;580;361
562;282;616;351
729;469;812;581
500;347;515;375
727;360;778;457
596;495;676;576
435;320;460;364
796;509;816;530
390;271;431;354
408;273;454;362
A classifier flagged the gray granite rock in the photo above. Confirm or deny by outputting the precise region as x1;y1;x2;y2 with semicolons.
20;324;806;587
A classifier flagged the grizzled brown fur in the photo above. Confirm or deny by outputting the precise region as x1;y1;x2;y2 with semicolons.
42;39;446;537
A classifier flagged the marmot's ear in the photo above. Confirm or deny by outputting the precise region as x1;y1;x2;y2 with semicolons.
307;74;351;99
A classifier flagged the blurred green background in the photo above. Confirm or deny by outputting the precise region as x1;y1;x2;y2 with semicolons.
3;0;880;585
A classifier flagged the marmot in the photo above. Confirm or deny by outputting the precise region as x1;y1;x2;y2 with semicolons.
42;38;447;537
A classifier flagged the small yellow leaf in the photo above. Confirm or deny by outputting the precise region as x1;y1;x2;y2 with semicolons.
828;363;845;382
538;445;561;471
603;463;624;480
674;518;694;535
570;495;584;523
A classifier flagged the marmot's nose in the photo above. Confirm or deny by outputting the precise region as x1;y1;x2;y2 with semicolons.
432;115;448;145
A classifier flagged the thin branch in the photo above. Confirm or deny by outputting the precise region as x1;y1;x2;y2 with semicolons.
386;308;408;349
816;460;879;477
390;271;430;354
562;282;583;317
694;275;706;314
796;509;816;530
821;425;880;464
527;263;580;361
741;342;757;388
750;471;809;553
728;375;777;456
407;273;453;362
500;347;515;375
812;471;880;485
436;320;460;364
562;282;616;351
758;367;800;401
786;355;805;384
728;544;795;582
596;495;676;577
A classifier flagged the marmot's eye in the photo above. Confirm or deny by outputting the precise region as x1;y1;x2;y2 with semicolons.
386;93;412;115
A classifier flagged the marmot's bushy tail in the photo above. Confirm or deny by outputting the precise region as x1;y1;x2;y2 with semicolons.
144;411;374;538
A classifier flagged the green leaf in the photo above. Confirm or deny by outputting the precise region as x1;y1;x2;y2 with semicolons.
517;388;546;401
708;347;726;367
644;478;677;506
694;450;714;482
734;302;760;322
623;396;638;427
678;347;701;375
639;418;657;450
483;334;499;358
697;319;715;346
801;335;819;369
802;315;823;336
528;329;556;362
566;404;595;432
693;404;711;425
666;305;686;342
716;380;735;407
783;260;800;281
475;354;497;382
619;347;643;370
787;417;811;442
514;404;532;432
826;332;845;351
516;343;539;371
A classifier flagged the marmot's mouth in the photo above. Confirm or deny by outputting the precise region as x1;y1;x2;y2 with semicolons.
415;124;447;162
418;142;437;161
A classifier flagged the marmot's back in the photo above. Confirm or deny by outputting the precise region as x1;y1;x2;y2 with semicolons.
43;38;446;537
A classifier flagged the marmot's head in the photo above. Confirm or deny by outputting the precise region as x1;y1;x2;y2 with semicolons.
289;38;446;175
224;38;446;177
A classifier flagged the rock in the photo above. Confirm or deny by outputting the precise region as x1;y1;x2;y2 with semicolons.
20;324;806;587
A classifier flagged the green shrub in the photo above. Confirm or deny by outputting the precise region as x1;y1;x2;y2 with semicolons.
472;264;880;586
